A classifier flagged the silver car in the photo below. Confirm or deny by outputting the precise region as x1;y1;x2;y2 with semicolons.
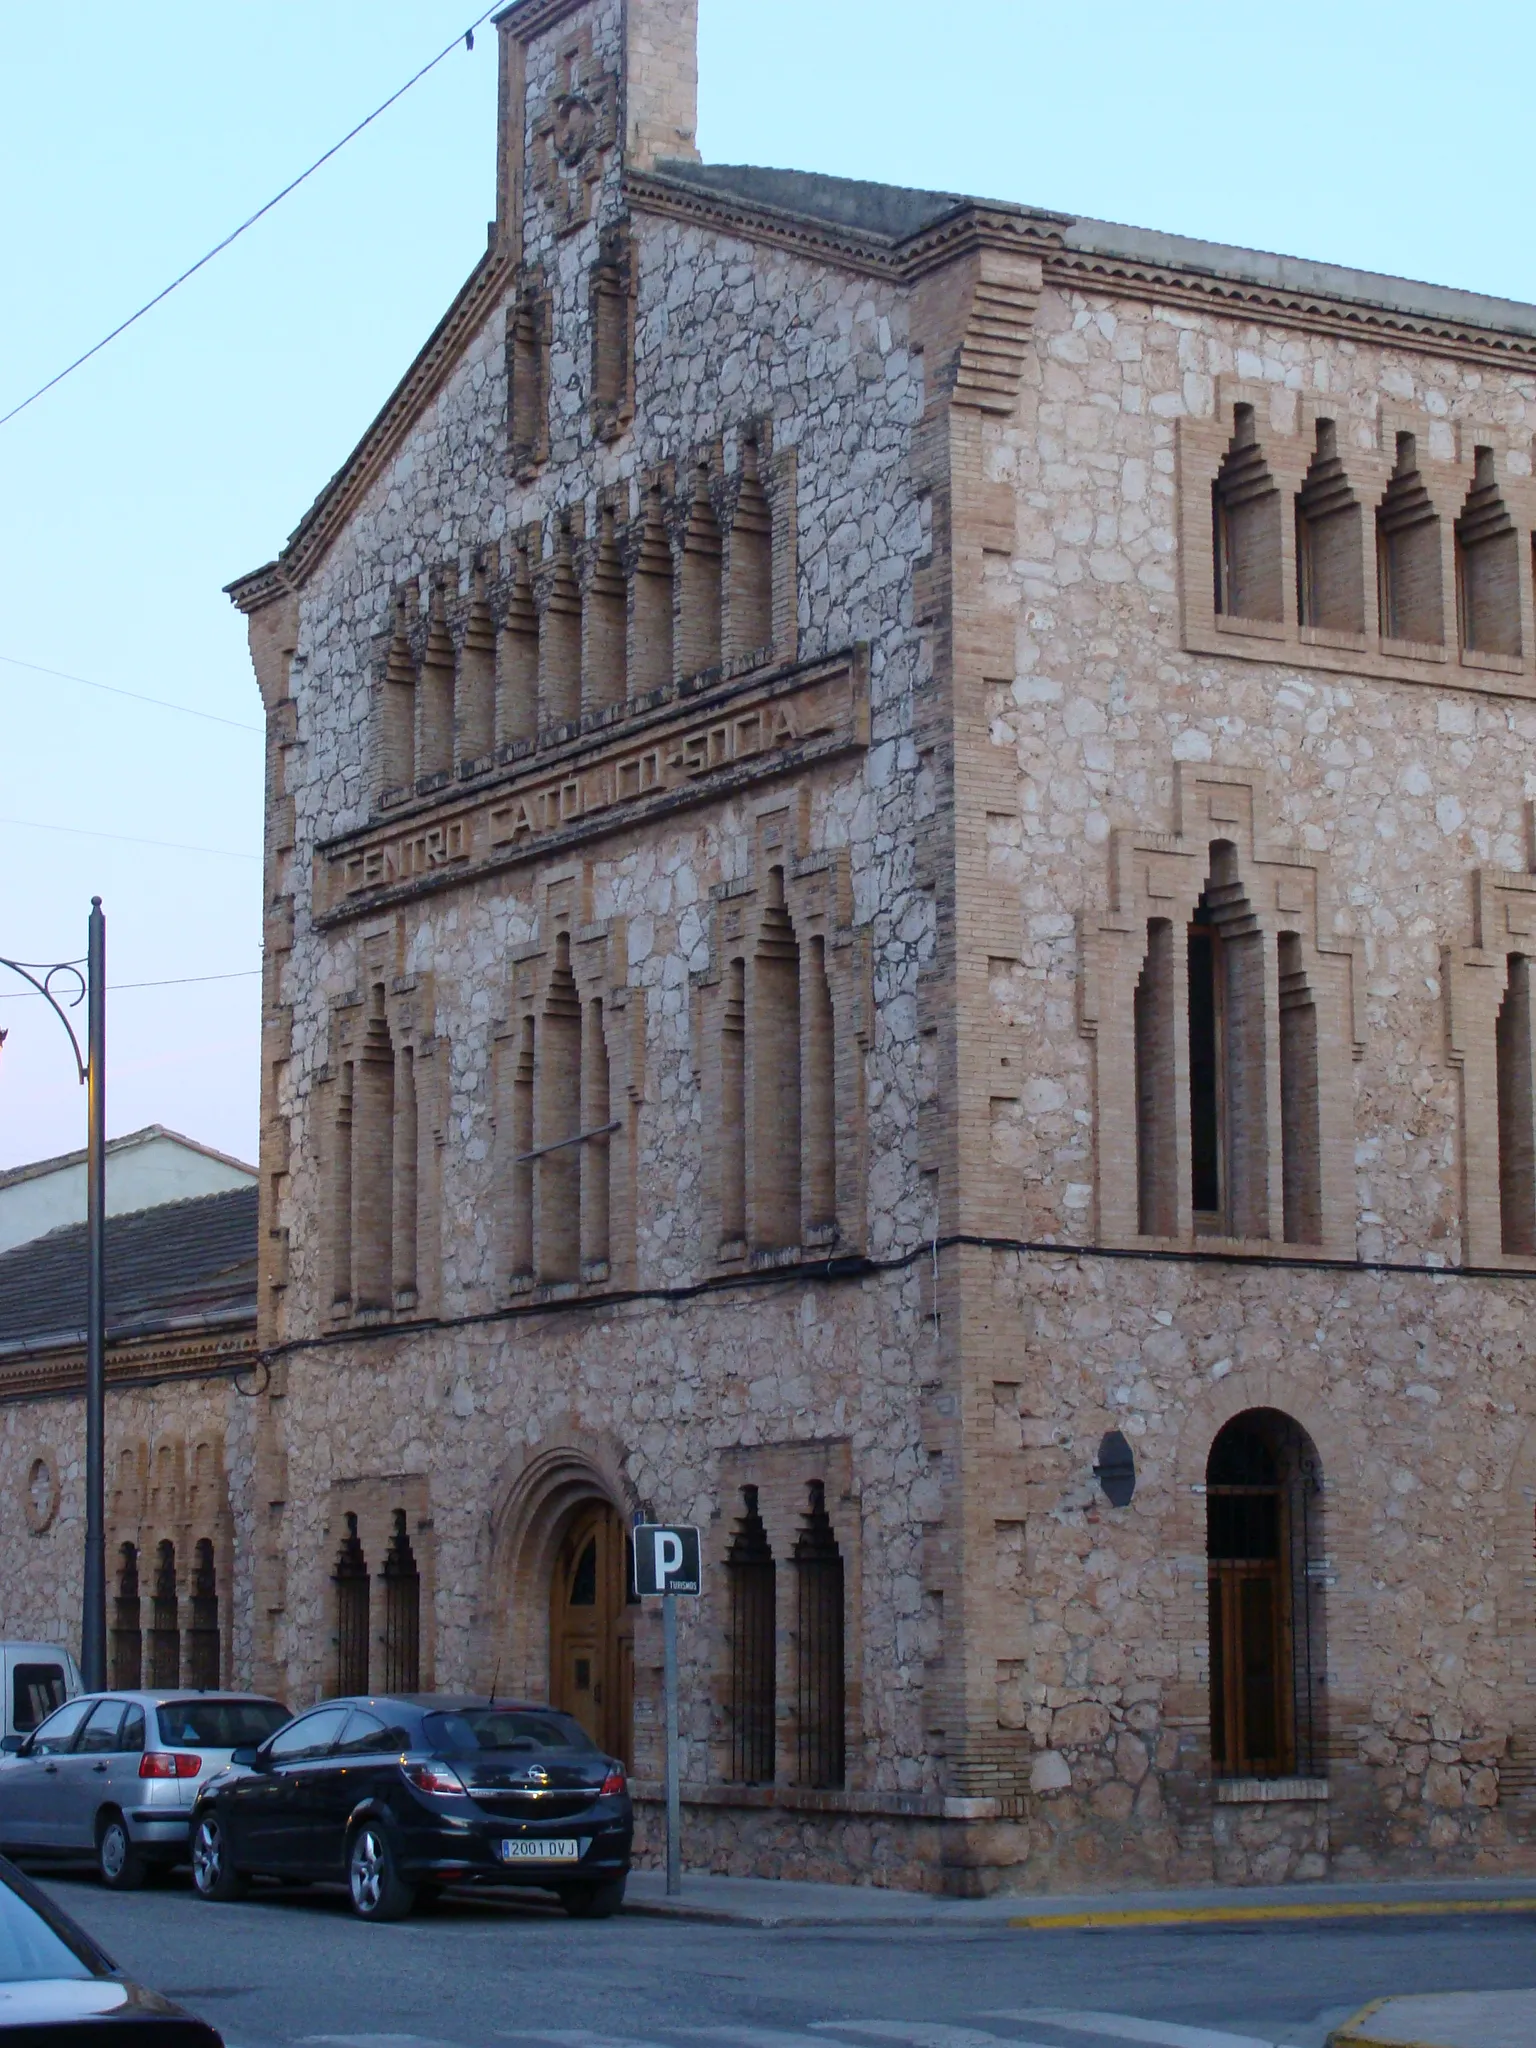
0;1690;290;1888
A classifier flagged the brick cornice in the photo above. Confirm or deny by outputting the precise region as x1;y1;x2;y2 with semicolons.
0;1322;259;1404
1044;246;1536;372
625;169;1060;283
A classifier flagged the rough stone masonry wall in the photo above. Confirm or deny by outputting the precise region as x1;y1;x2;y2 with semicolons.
0;1378;253;1685
953;291;1536;1885
264;1263;938;1796
276;227;929;1326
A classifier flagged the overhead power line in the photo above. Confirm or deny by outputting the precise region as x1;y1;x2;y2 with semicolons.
0;7;500;431
0;653;262;734
0;969;261;1002
0;816;259;860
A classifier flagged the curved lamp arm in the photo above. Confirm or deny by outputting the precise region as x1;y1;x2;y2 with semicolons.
0;955;89;1084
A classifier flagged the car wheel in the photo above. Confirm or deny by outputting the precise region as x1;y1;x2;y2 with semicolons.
560;1876;626;1919
190;1813;246;1902
97;1812;146;1891
347;1823;415;1922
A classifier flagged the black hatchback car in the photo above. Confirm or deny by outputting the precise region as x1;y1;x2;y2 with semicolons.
189;1696;631;1921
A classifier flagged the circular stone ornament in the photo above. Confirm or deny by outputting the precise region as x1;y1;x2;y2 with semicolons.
25;1451;60;1534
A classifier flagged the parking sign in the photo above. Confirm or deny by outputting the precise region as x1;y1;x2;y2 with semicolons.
632;1522;702;1597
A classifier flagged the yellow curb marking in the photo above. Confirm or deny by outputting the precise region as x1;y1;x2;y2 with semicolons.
1008;1897;1536;1930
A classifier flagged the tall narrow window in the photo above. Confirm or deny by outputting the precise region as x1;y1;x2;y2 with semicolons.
1207;1410;1324;1779
583;507;627;715
1377;432;1444;644
1295;418;1364;633
539;528;583;729
720;958;746;1249
392;1044;418;1307
1278;933;1322;1246
187;1538;220;1690
1212;404;1282;623
497;542;539;747
353;991;395;1310
457;566;497;766
589;229;633;441
1187;923;1221;1223
1457;447;1522;659
793;1482;845;1790
379;599;416;797
382;1509;421;1693
334;1514;370;1696
727;437;774;667
803;936;836;1232
111;1543;141;1691
1134;918;1177;1236
752;870;801;1249
727;1487;776;1784
148;1540;179;1690
416;589;456;783
332;1059;354;1308
581;997;611;1271
1189;847;1269;1240
539;934;582;1281
678;468;723;677
508;288;549;476
629;488;674;698
510;1017;535;1282
1497;954;1536;1255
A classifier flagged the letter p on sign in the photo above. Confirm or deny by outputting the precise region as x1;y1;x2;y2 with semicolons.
632;1523;702;1596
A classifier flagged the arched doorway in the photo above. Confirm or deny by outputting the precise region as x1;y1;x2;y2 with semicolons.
548;1500;634;1766
1206;1408;1324;1779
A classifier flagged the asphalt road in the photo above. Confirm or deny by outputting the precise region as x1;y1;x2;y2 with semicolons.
31;1868;1536;2048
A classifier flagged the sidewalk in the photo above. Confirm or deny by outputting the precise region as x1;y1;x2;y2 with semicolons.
1330;1990;1536;2048
622;1865;1536;1928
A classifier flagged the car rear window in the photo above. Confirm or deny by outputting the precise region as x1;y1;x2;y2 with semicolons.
423;1708;599;1756
155;1700;290;1748
11;1663;67;1734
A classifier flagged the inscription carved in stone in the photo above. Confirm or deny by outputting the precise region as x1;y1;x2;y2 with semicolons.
315;651;867;925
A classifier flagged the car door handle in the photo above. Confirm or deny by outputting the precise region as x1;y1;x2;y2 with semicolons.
42;1763;57;1774
92;1762;109;1774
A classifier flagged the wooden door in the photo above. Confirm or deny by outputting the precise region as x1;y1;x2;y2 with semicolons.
549;1501;634;1767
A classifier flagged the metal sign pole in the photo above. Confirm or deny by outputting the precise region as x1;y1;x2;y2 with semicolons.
82;898;107;1691
663;1587;680;1896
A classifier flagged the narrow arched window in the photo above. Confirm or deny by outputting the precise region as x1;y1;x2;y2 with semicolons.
793;1481;845;1790
1377;432;1443;645
333;1513;370;1696
1497;954;1536;1255
382;1509;421;1693
148;1540;180;1690
752;869;801;1249
353;989;395;1310
1212;405;1282;622
187;1538;220;1690
1206;1410;1324;1779
112;1543;142;1691
727;1487;776;1785
538;933;582;1282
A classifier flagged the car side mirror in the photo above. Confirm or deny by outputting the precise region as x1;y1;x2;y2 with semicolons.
229;1746;260;1768
0;1736;24;1756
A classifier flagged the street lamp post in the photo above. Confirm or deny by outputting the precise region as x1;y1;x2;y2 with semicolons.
0;898;107;1687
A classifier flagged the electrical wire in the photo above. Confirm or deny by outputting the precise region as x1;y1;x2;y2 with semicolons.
0;654;261;734
0;969;260;1001
0;7;500;431
0;816;258;859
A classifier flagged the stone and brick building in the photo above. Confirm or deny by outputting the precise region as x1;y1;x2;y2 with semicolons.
7;0;1536;1892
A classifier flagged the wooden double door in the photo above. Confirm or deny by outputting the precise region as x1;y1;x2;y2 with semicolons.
549;1501;634;1768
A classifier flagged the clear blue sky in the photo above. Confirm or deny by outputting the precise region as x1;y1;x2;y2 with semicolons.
3;0;1532;1171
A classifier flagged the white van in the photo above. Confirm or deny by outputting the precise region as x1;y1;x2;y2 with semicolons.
0;1645;81;1744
